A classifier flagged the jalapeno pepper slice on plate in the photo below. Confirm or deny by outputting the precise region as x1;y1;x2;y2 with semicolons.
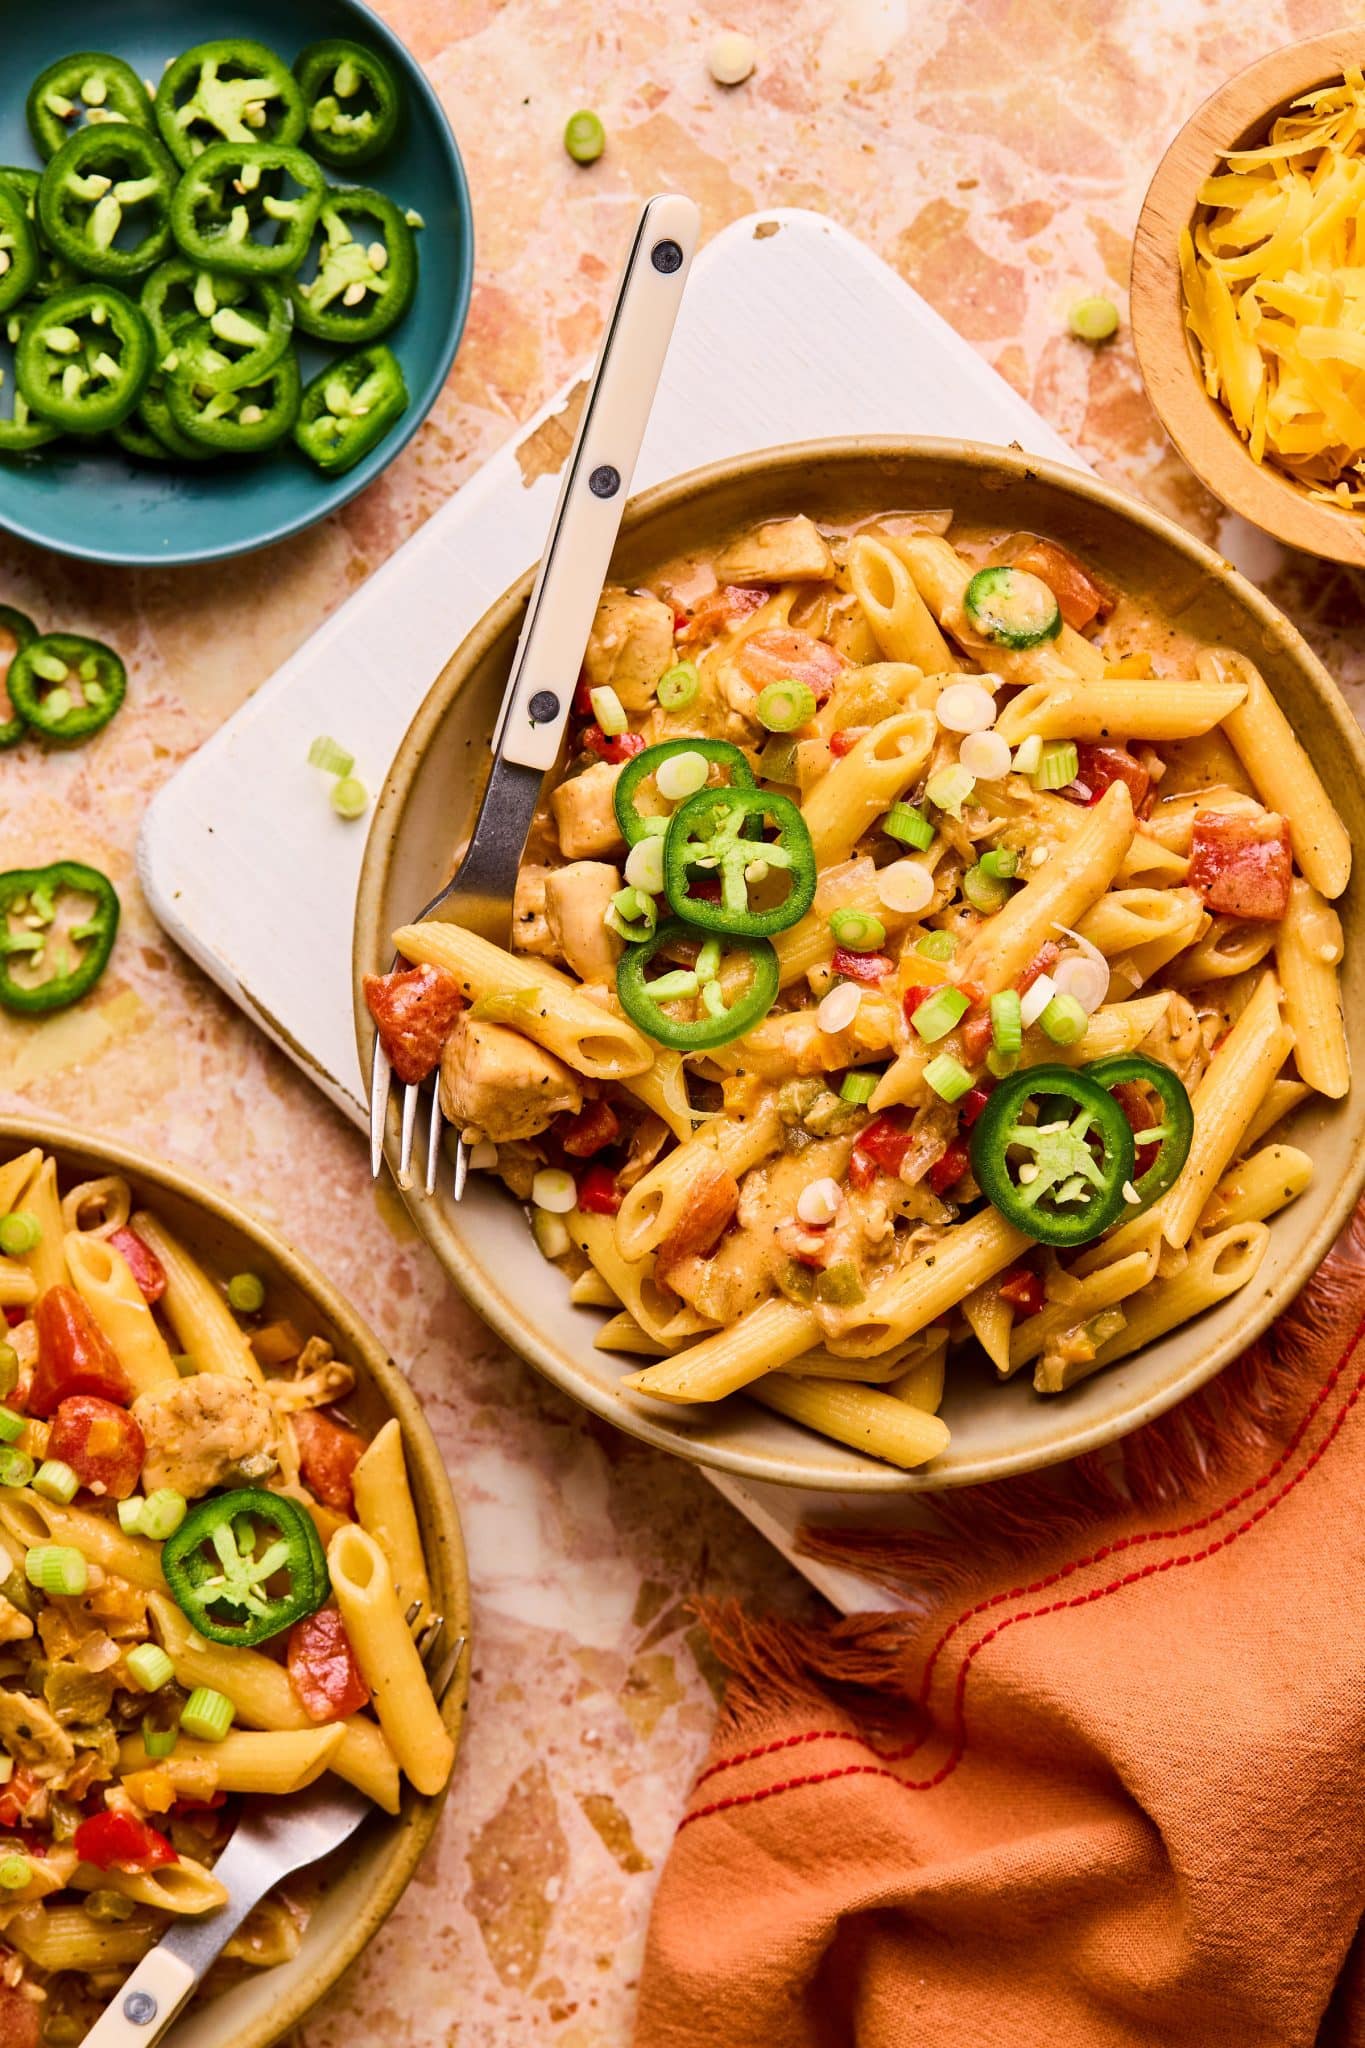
136;381;217;461
166;346;300;453
170;141;325;276
663;784;816;937
970;1063;1136;1246
155;39;306;171
0;173;79;303
0;606;36;751
26;53;156;161
613;739;754;848
38;124;177;283
289;187;416;344
294;342;407;473
0;860;120;1016
1085;1053;1193;1210
15;284;152;435
0;183;37;316
9;632;126;744
112;410;174;462
143;258;294;391
0;335;61;455
295;38;403;167
617;916;779;1050
161;1486;329;1649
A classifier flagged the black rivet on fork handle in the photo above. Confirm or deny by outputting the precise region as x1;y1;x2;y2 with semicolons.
528;690;560;724
588;464;620;498
651;239;683;273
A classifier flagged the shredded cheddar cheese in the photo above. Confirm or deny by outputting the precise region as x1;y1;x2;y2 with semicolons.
1182;67;1365;506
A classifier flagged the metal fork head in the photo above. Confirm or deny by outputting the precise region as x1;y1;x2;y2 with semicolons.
407;1597;465;1704
369;1038;447;1196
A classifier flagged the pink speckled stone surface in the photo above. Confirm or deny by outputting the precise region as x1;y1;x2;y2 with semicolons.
4;3;1365;2040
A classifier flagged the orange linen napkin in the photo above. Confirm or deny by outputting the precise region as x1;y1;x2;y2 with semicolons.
635;1211;1365;2048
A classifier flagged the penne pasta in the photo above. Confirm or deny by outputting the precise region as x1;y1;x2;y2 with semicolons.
1207;648;1351;898
352;1417;432;1626
131;1211;263;1383
118;1725;346;1795
1004;1250;1158;1375
834;1211;1031;1357
616;1100;781;1262
1277;876;1349;1097
0;1489;166;1590
569;1208;713;1346
797;711;935;868
15;1156;66;1294
64;1231;180;1395
1198;1143;1313;1232
622;1297;817;1403
328;1525;455;1797
847;534;959;671
70;1857;228;1915
1049;1223;1272;1388
751;1374;951;1468
995;677;1246;745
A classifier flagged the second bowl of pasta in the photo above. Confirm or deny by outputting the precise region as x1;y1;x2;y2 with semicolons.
356;438;1365;1492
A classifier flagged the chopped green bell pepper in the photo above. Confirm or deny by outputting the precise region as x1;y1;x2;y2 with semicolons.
291;187;416;343
294;343;407;473
170;142;325;276
0;861;120;1016
38;124;177;283
166;347;300;452
616;917;779;1050
0;607;37;751
8;633;126;744
15;284;152;435
294;39;403;167
154;40;306;171
26;53;156;162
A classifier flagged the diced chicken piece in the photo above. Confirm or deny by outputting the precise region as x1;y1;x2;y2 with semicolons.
1189;809;1292;922
0;1598;31;1646
551;761;626;860
511;864;561;961
0;1690;74;1774
542;862;624;983
132;1373;280;1500
439;1013;582;1143
584;587;675;710
716;514;835;585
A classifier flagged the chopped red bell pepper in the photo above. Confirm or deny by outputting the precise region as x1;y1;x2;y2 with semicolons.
0;1768;43;1833
292;1408;367;1516
287;1604;371;1723
572;674;595;719
833;948;893;984
999;1264;1046;1317
362;963;465;1086
829;728;868;759
1188;809;1292;922
900;985;935;1028
47;1395;145;1500
1110;1081;1163;1179
735;628;845;705
1010;538;1116;632
1067;742;1150;814
576;1163;622;1215
30;1286;132;1418
73;1809;177;1872
0;1988;39;2048
928;1139;970;1194
960;1083;994;1128
849;1112;914;1192
554;1100;621;1158
582;727;646;765
107;1227;166;1305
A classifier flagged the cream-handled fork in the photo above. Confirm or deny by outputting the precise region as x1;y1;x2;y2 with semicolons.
368;191;700;1198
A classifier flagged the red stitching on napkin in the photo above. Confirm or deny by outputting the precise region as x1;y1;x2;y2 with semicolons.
683;1762;903;1826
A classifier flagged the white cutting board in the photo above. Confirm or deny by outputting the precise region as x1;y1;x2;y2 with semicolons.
138;207;1087;1613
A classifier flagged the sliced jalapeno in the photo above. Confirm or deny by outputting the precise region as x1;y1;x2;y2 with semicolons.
616;917;779;1050
613;739;755;848
663;784;816;937
154;40;306;170
135;381;217;461
0;309;60;454
162;1487;328;1647
16;285;153;435
26;53;156;162
170;142;325;276
290;188;416;343
0;861;120;1015
142;257;294;391
112;411;174;462
166;348;300;453
38;125;177;283
0;183;38;316
294;39;403;167
9;633;127;744
1085;1053;1194;1210
970;1063;1135;1247
294;343;407;473
0;607;37;750
0;172;79;301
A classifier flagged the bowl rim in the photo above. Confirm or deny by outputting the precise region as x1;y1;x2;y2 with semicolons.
354;434;1365;1492
1131;29;1365;568
0;0;475;569
0;1111;470;2042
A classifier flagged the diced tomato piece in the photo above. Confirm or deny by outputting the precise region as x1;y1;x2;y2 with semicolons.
0;1770;43;1834
287;1604;371;1723
572;674;595;719
833;948;893;985
999;1264;1046;1317
900;985;935;1028
1188;809;1292;922
676;584;769;644
1068;742;1150;814
581;726;646;765
928;1139;970;1194
292;1409;367;1516
3;1309;21;1329
848;1147;877;1192
47;1396;145;1501
575;1163;622;1216
1010;538;1116;632
655;1170;739;1281
1110;1081;1163;1179
829;727;867;759
362;964;465;1086
30;1287;132;1419
960;1010;993;1064
960;1083;994;1129
735;629;846;706
1017;942;1060;997
554;1100;621;1158
0;1989;39;2048
73;1809;177;1872
853;1111;914;1179
107;1227;166;1305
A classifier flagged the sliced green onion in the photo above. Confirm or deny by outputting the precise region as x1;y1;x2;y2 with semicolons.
1069;295;1119;343
0;1213;40;1257
307;734;354;777
0;1855;30;1892
985;1046;1019;1078
589;685;627;737
990;988;1023;1055
182;1686;235;1742
979;848;1018;880
31;1461;79;1506
925;765;975;818
564;109;606;163
755;679;817;732
142;1714;180;1759
839;1070;880;1105
226;1272;265;1315
0;1450;34;1489
623;836;665;896
656;661;699;711
0;1409;24;1447
1033;740;1079;791
882;802;934;851
605;886;657;944
1040;992;1089;1045
125;1643;175;1693
1011;734;1044;776
923;1053;973;1103
962;864;1011;915
914;930;955;962
331;776;370;820
25;1544;88;1597
140;1489;187;1541
828;908;886;953
532;1167;577;1215
0;1346;17;1399
117;1497;145;1535
910;986;969;1043
756;736;798;784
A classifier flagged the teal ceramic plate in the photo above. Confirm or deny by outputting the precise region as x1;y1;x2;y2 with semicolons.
0;0;472;566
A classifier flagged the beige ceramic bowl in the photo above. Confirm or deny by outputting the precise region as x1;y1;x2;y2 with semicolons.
0;1117;469;2047
355;438;1365;1493
1132;31;1365;567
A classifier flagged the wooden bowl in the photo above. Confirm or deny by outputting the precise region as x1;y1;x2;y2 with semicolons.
0;1116;470;2048
355;438;1365;1493
1131;31;1365;566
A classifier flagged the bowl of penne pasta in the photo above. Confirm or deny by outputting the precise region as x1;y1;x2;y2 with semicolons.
0;1119;468;2048
357;437;1365;1492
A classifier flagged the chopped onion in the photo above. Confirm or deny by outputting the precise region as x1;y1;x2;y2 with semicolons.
624;837;665;895
958;729;1012;781
796;1178;841;1226
468;1139;499;1170
935;681;997;734
1020;973;1058;1028
1053;954;1109;1014
656;750;709;801
815;857;875;915
817;981;862;1034
876;860;935;914
531;1168;576;1214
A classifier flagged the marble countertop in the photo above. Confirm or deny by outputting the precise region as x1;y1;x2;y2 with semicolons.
3;1;1364;2041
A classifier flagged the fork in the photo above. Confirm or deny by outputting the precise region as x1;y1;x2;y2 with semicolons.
368;191;700;1199
82;1607;464;2048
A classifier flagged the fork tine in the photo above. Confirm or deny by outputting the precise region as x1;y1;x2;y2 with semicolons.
397;1081;420;1189
424;1088;444;1197
432;1633;466;1702
452;1135;468;1203
368;1037;392;1179
417;1614;445;1666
